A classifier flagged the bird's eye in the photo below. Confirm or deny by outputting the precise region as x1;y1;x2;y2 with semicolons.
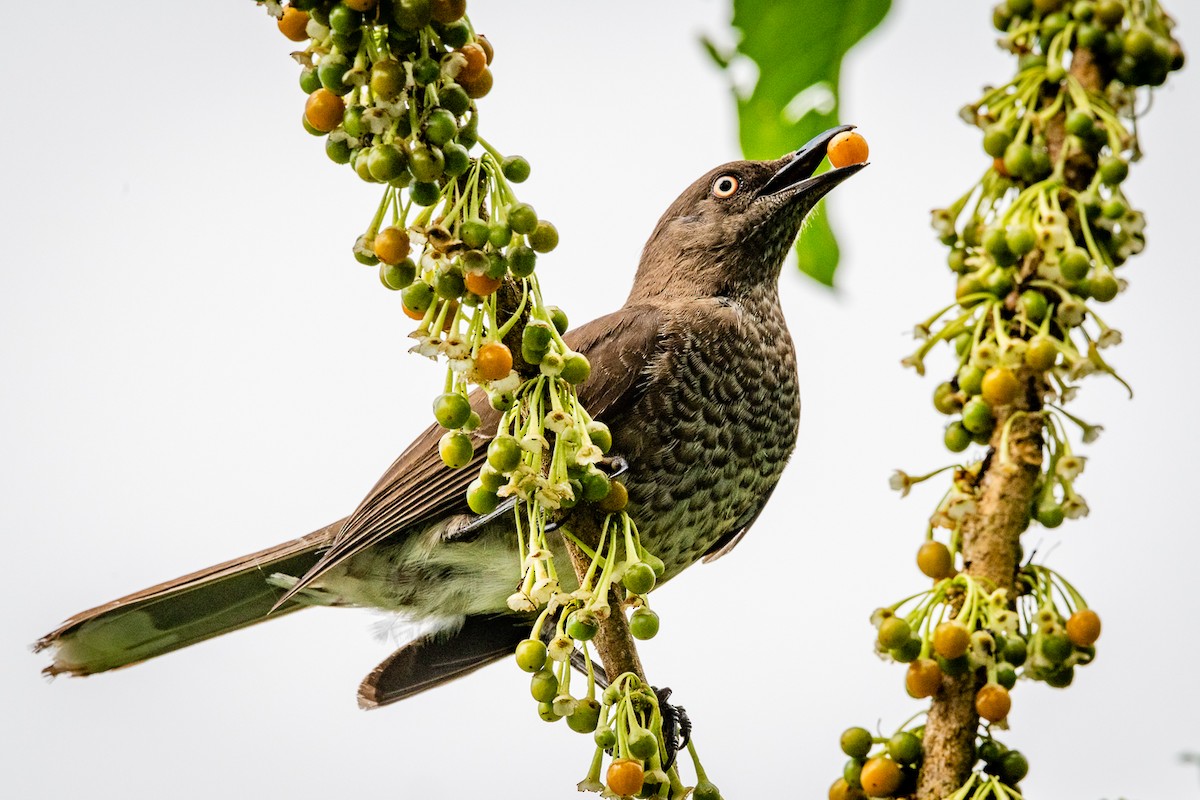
712;174;739;198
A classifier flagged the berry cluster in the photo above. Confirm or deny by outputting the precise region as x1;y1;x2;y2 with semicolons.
510;512;701;799
833;0;1180;796
259;5;716;796
830;564;1096;798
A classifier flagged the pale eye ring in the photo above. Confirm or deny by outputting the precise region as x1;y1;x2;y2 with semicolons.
712;174;739;198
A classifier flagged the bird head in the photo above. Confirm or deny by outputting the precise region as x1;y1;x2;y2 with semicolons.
629;125;866;303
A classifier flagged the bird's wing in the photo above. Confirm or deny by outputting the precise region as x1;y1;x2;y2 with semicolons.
701;482;778;563
280;304;666;602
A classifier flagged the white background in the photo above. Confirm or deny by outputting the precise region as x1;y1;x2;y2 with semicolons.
3;2;1198;798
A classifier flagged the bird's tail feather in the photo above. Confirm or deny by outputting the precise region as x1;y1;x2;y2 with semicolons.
358;615;529;708
36;520;344;677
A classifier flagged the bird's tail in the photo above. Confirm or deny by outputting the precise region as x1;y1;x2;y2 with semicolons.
36;520;343;677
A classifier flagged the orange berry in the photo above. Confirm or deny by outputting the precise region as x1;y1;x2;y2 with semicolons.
993;157;1010;178
829;778;850;800
373;227;411;265
916;541;954;579
860;757;903;798
343;0;377;10
975;683;1012;723
906;659;943;698
475;34;494;64
277;6;310;41
828;131;869;168
475;342;513;380
457;43;487;82
460;66;493;98
464;272;502;296
932;621;971;660
431;0;466;23
1066;608;1101;646
606;758;644;797
304;89;344;133
402;303;426;321
981;366;1021;406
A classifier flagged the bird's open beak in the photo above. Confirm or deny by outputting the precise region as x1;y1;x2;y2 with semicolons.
755;125;867;200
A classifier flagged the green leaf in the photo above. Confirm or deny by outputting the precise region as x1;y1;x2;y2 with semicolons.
721;0;891;286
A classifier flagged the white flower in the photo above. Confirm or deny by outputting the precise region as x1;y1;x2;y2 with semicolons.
361;106;392;134
1081;423;1104;444
547;635;574;662
552;695;578;717
1097;328;1123;349
1063;495;1090;519
540;351;565;377
507;592;536;612
305;18;328;38
991;609;1020;636
971;342;999;369
1056;455;1086;481
442;337;469;360
520;432;548;453
490;371;522;393
577;778;604;793
532;578;561;605
544;409;573;433
1056;301;1086;328
262;0;283;18
449;356;473;374
574;443;604;466
889;470;913;497
409;337;441;360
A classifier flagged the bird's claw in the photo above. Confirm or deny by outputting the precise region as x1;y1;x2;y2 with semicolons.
655;686;692;771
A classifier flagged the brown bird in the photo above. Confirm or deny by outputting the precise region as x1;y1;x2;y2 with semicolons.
38;126;864;707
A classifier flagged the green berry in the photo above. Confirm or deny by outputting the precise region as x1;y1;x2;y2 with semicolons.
530;668;558;703
999;751;1030;784
440;83;471;116
488;220;513;249
527;220;559;253
409;143;445;182
442;142;471;177
410;181;441;207
317;53;353;96
1036;499;1065;528
1019;289;1048;322
411;55;440;85
983;124;1015;159
379;259;416;290
439;431;474;468
434;267;465;300
1003;141;1034;180
299;67;322;94
566;698;601;734
594;727;617;749
628;729;658;761
840;727;874;759
984;227;1017;266
560;353;591;385
961;397;995;435
401;280;435;314
1099;155;1129;186
370;58;405;100
460;218;490;249
508;203;539;235
367;144;407;182
1086;272;1119;302
466;479;499;514
1060;247;1091;281
515;638;547;672
424;109;458;147
944;421;972;452
587;421;612;453
1006;224;1036;256
877;617;912;650
887;732;922;765
1102;198;1127;220
622;563;657;595
693;781;721;800
565;610;599;641
1003;636;1028;666
502;155;532;183
1065;109;1095;137
958;364;985;396
325;136;352;165
1042;633;1073;664
508;244;537;277
328;3;362;35
629;607;660;640
537;701;561;722
487;435;522;472
843;759;864;789
933;382;963;415
996;662;1018;690
890;635;923;663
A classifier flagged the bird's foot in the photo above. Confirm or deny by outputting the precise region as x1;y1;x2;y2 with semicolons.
654;686;692;771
